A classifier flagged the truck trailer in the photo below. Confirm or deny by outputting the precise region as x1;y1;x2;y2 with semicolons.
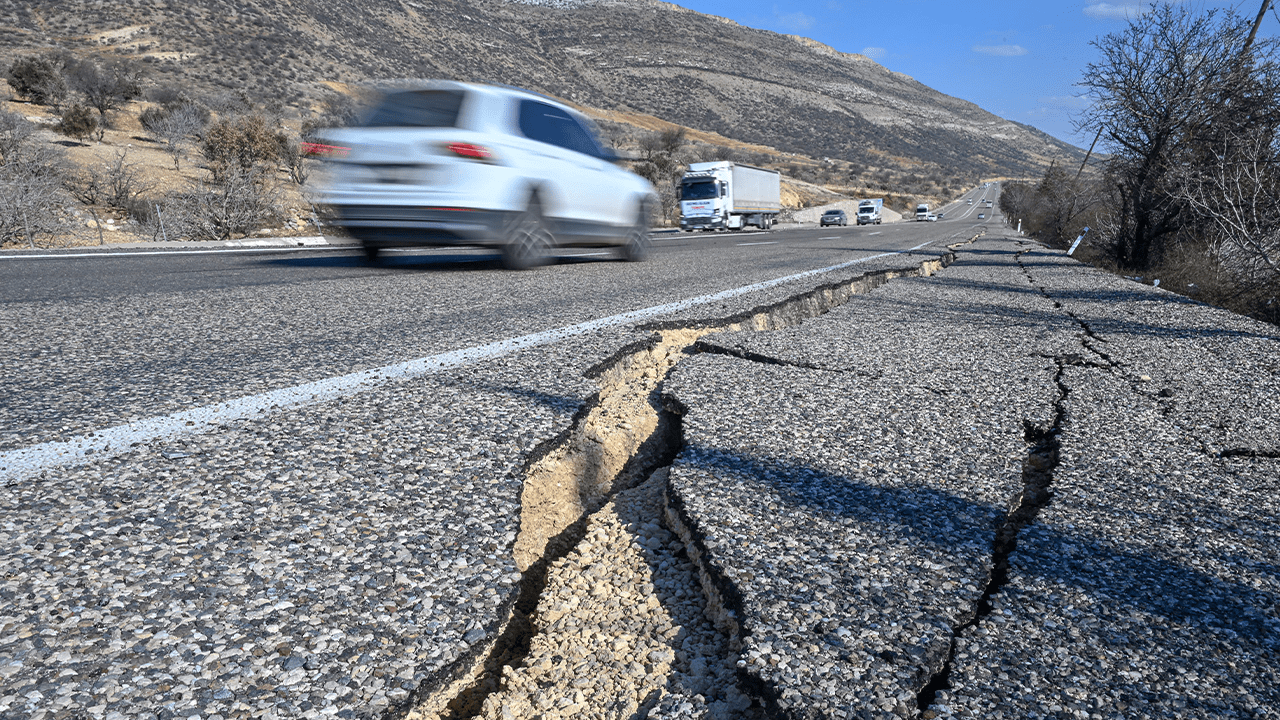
679;162;781;232
856;198;883;225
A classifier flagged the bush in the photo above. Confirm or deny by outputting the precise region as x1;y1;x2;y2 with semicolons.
167;164;280;241
57;104;98;143
201;114;285;177
6;56;68;106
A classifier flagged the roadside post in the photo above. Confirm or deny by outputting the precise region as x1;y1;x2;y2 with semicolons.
1068;227;1090;255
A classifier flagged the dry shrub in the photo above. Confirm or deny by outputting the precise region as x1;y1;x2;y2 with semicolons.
6;55;68;106
0;109;70;247
57;104;98;143
165;165;280;242
201;115;286;178
64;150;154;211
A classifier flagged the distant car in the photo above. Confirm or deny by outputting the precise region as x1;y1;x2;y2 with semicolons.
926;214;937;222
978;213;986;219
820;209;848;226
936;213;944;219
967;199;973;204
319;81;657;268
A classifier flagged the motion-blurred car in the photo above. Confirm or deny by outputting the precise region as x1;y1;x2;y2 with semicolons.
317;81;657;268
819;209;848;227
978;213;986;219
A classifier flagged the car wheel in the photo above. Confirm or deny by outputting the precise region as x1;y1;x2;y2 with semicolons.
501;198;553;270
619;200;652;262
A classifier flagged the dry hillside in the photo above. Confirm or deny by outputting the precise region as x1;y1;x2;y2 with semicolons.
1;0;1082;182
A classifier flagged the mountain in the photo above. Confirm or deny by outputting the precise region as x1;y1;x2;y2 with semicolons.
0;0;1082;181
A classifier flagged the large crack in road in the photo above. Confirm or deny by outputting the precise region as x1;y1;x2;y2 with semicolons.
400;250;957;719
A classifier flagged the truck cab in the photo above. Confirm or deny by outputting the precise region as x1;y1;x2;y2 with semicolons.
679;161;781;231
915;203;930;221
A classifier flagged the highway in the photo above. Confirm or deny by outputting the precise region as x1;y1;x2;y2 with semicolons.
0;207;995;460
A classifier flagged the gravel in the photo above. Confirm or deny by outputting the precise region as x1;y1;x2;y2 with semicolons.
452;469;756;720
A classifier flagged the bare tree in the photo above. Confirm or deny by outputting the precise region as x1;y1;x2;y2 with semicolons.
67;56;143;128
142;103;209;169
0;108;36;162
631;127;688;224
64;149;154;209
1076;4;1280;270
0;109;69;247
278;136;309;185
1173;129;1280;284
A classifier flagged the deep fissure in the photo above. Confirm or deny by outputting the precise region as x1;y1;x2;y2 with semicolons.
404;249;960;719
916;359;1069;713
918;243;1087;714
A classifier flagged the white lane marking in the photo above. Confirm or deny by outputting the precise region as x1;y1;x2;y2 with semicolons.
0;246;349;260
737;241;779;246
819;236;841;240
869;232;882;236
0;240;936;482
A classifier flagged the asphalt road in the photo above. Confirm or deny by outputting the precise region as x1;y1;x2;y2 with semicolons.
4;188;1276;720
0;211;992;459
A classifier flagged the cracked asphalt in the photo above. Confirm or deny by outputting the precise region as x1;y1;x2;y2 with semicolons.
2;210;1277;720
665;235;1280;719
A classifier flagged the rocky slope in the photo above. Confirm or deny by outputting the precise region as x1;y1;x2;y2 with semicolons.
1;0;1081;180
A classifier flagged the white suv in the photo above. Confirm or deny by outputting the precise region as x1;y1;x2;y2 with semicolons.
318;82;657;269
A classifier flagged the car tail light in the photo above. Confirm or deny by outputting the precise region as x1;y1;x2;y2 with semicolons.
301;142;349;159
443;142;497;163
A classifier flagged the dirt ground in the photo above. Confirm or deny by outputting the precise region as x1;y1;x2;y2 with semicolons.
3;97;321;249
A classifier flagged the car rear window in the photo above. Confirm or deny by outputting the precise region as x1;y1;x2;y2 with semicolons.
363;90;465;128
517;100;604;157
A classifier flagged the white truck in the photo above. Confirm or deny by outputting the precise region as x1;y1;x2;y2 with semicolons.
679;162;781;232
915;203;930;221
856;198;883;225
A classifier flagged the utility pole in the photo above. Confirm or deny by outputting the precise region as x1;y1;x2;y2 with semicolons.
1075;128;1103;182
1246;0;1272;53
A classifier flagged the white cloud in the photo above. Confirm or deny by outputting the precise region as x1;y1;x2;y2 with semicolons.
1084;3;1147;20
973;44;1028;56
861;47;886;59
773;7;815;31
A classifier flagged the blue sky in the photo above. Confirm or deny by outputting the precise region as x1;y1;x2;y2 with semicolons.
669;0;1280;148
